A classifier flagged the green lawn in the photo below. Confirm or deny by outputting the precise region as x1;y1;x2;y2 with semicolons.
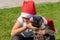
0;2;60;40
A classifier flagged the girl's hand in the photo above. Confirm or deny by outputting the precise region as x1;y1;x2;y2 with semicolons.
36;29;46;35
26;23;38;31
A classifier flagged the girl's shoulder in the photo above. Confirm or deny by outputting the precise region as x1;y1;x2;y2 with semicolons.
17;16;23;25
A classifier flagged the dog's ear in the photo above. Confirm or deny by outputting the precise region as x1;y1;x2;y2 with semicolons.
30;17;33;22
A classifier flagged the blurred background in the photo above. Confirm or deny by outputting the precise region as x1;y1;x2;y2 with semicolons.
0;0;60;40
0;0;60;8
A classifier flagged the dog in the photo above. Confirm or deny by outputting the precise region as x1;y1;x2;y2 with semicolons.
31;16;55;40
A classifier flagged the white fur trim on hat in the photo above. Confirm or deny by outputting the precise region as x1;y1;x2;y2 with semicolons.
20;12;35;18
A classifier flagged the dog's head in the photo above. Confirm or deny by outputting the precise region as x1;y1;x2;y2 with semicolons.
31;16;43;28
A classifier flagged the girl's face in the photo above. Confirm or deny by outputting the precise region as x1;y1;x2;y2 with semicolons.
22;17;30;23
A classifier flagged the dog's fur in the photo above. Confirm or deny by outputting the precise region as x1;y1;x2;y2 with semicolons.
34;23;55;40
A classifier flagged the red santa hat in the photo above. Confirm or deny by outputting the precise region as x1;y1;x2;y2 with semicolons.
20;0;36;18
46;18;55;31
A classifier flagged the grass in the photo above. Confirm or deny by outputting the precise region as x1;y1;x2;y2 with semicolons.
0;2;60;40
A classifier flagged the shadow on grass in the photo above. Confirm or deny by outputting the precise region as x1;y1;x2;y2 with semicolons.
56;39;60;40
